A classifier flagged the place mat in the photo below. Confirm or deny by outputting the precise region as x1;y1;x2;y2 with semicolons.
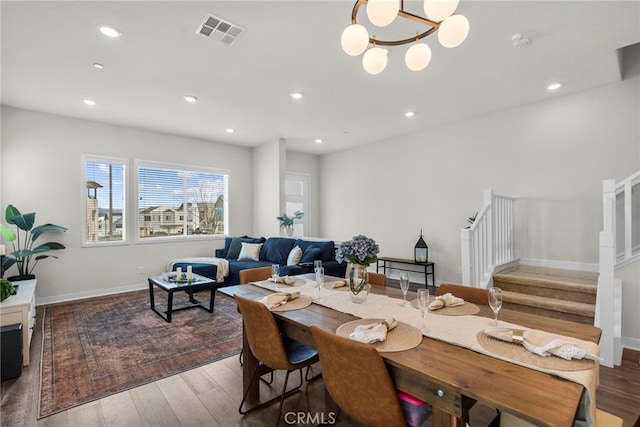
324;280;348;291
476;331;595;371
265;277;305;287
410;298;480;316
336;318;423;353
269;295;313;312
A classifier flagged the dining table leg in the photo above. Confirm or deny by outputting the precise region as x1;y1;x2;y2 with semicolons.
242;322;260;404
432;407;466;427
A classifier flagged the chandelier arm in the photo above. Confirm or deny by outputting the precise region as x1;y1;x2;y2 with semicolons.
350;0;440;47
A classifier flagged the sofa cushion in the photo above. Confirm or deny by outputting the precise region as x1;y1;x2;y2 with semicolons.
300;246;322;263
226;236;266;259
287;246;303;266
294;239;336;262
238;242;263;261
259;237;296;265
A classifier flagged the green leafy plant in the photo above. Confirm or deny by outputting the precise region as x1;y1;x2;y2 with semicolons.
1;278;15;302
465;212;478;229
276;210;304;228
0;204;67;277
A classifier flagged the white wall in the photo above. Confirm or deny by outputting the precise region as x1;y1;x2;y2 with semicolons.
320;76;639;343
252;139;284;238
1;106;253;302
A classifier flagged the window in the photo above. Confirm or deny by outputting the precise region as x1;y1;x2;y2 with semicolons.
285;173;310;236
136;161;228;240
82;155;127;245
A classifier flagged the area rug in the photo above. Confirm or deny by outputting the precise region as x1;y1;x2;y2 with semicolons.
38;289;242;418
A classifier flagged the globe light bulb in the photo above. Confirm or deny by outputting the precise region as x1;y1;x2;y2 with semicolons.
438;14;469;48
366;0;400;27
362;47;388;75
423;0;459;22
341;24;370;56
405;42;432;71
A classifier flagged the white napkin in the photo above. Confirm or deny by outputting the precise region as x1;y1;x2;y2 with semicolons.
484;327;602;361
258;291;300;309
429;292;465;310
330;279;347;288
349;318;398;344
270;276;296;285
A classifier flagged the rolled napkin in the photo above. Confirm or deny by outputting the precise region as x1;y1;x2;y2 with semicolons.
330;279;347;288
349;318;398;344
258;291;300;309
428;292;465;311
484;327;602;361
270;276;296;285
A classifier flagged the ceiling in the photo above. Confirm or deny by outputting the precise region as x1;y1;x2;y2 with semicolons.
1;1;639;155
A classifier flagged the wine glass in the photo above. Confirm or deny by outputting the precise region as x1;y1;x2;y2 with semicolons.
314;260;323;274
271;264;280;291
489;287;503;327
399;272;411;307
416;289;430;334
315;267;325;303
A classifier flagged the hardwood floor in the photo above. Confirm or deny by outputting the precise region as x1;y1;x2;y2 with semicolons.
1;307;639;426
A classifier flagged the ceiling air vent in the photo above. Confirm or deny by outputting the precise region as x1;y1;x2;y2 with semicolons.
196;13;245;47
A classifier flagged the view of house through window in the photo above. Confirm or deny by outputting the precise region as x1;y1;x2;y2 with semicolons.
83;156;127;244
137;162;228;239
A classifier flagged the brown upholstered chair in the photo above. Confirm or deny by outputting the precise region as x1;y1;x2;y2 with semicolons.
310;325;431;427
235;294;319;427
367;272;387;287
239;266;272;284
436;283;490;306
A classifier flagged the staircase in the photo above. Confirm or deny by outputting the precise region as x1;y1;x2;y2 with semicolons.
494;265;598;325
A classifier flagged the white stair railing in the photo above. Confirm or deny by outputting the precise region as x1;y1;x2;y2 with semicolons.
597;171;639;367
461;189;516;288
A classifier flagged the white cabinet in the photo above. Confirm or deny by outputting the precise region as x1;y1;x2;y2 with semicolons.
0;279;36;366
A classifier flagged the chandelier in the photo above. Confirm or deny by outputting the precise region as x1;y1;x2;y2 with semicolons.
341;0;470;74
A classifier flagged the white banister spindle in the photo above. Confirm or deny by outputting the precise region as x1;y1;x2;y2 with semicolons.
624;181;632;260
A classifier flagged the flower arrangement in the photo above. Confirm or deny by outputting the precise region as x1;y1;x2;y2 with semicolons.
336;234;379;266
276;210;304;228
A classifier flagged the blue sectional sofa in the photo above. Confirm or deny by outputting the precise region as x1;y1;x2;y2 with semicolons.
170;236;346;286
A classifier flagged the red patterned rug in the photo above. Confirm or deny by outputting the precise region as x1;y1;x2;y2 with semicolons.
39;289;242;418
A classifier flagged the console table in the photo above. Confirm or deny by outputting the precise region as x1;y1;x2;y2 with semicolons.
376;257;435;291
0;279;36;366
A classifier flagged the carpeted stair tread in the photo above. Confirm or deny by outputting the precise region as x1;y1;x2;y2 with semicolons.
502;290;595;318
494;266;597;294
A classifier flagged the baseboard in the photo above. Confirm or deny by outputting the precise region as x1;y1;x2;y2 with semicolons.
622;336;640;352
519;258;599;272
36;282;148;306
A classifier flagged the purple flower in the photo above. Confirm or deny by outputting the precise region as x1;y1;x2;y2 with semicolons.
336;234;379;265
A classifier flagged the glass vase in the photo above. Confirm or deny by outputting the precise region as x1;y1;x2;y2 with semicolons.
348;264;370;304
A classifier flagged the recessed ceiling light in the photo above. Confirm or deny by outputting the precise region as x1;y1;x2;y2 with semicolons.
99;25;122;38
83;99;96;106
547;83;562;91
404;111;415;118
93;63;104;69
226;128;235;134
314;138;323;144
290;92;304;100
183;95;198;103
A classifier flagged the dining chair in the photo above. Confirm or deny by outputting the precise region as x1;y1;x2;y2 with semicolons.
239;266;272;284
368;272;387;287
235;294;319;427
310;325;431;427
436;282;490;306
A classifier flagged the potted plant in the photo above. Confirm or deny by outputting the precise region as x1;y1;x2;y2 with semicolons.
0;204;67;281
1;278;15;302
335;234;380;303
276;210;304;237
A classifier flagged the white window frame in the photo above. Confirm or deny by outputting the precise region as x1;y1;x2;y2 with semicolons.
81;154;129;247
134;159;229;244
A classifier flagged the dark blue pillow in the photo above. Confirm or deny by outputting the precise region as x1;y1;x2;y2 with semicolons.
227;237;252;259
259;238;296;264
300;246;322;263
294;239;335;262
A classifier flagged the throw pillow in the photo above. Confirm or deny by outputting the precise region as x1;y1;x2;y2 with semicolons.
300;246;321;263
287;246;303;266
238;242;263;261
227;237;252;259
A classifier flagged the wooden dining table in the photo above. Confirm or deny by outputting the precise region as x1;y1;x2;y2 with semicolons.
219;277;601;427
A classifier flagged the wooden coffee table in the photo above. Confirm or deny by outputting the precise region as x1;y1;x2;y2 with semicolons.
148;273;218;322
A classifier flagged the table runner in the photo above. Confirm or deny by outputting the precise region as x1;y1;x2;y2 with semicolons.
250;278;599;426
